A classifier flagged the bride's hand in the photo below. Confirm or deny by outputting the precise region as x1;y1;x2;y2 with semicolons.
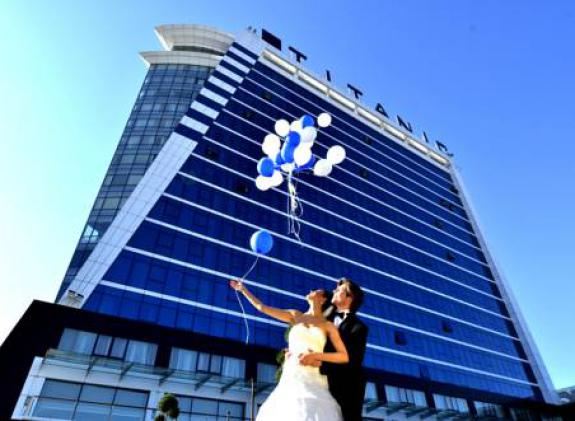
299;351;322;367
229;279;245;292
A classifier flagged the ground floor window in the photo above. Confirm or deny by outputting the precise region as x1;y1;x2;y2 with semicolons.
176;395;244;421
32;379;148;420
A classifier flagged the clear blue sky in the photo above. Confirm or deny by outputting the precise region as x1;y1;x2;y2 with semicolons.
1;0;574;389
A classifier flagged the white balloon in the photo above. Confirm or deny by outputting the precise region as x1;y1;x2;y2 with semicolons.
317;113;332;128
255;175;274;191
300;126;317;144
275;119;290;137
262;134;281;157
326;145;346;165
281;163;295;173
294;145;312;166
270;170;283;187
313;159;333;177
290;119;303;133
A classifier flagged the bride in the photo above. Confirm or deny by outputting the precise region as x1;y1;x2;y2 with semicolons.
229;279;348;421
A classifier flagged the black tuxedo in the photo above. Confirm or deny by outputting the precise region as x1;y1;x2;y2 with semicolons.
321;306;368;421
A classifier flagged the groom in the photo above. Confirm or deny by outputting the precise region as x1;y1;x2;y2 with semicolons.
300;277;368;421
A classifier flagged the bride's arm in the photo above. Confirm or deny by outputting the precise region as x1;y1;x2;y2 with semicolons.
300;323;349;364
230;279;299;324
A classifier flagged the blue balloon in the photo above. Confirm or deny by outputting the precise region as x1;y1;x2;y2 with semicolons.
257;157;275;177
274;151;285;166
281;143;295;163
286;131;301;148
301;114;315;128
250;229;273;254
299;155;316;170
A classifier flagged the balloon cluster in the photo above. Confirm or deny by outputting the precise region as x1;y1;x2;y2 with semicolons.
235;114;345;344
255;112;346;191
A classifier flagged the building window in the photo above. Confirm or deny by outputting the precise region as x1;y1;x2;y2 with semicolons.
364;382;378;401
58;329;157;365
384;385;426;406
439;198;456;211
176;395;244;421
433;218;444;229
205;147;219;161
257;363;277;383
234;181;249;194
441;320;453;334
58;329;97;355
242;109;255;120
475;401;505;418
169;348;245;378
125;340;158;365
33;380;148;420
433;393;468;413
394;331;407;346
260;90;273;101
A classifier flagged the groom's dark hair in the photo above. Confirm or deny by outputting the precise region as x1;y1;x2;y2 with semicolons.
338;277;364;313
319;290;333;313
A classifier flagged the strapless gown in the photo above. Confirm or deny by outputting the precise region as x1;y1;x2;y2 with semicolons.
256;324;343;421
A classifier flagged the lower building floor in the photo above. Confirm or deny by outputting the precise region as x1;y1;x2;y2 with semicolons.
1;301;572;420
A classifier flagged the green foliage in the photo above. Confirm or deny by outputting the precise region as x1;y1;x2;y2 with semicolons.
157;393;180;420
167;406;180;419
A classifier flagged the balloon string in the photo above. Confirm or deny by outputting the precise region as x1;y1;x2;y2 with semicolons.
235;255;260;345
286;173;303;243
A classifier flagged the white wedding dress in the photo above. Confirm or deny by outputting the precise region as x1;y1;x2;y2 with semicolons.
256;324;343;421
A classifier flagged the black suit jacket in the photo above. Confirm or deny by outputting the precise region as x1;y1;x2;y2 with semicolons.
321;306;368;420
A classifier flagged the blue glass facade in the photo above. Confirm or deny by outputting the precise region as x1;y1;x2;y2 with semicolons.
59;34;550;406
57;63;213;300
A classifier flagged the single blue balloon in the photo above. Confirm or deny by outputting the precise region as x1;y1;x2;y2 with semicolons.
250;229;273;254
274;151;285;166
286;131;301;148
299;155;316;170
281;143;295;163
257;157;275;177
301;114;315;128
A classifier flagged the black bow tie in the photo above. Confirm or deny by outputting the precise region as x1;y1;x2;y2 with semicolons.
335;312;348;319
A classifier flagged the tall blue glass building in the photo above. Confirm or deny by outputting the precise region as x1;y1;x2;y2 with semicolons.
3;24;566;421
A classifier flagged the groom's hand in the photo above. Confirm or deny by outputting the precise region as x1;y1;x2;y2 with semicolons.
298;350;322;367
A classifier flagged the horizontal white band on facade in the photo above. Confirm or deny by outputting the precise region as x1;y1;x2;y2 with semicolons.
364;343;538;388
234;80;467;219
215;65;244;83
207;75;236;94
190;101;219;119
181;147;500;305
220;106;479;258
251;63;452;192
148;198;508;323
166;171;518;339
98;278;537;388
139;51;223;68
99;280;285;328
221;55;251;74
157;193;526;362
209;120;492;280
180;116;209;134
228;46;257;65
198;88;228;106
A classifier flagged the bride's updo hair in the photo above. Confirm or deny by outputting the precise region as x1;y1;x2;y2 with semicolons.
319;289;333;313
